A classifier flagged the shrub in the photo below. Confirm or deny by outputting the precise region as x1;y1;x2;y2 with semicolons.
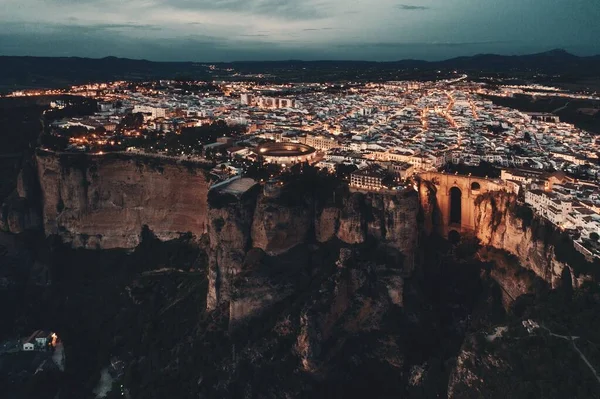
512;203;534;230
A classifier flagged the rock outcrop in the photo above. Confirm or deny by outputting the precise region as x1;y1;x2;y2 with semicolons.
336;193;366;244
251;191;313;256
27;152;420;316
478;247;544;308
294;248;405;374
206;183;420;312
1;158;42;234
229;247;309;329
473;191;589;288
0;194;40;234
314;207;340;243
36;151;211;249
206;181;259;310
335;191;420;275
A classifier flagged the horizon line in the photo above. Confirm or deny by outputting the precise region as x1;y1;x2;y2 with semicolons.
0;48;598;65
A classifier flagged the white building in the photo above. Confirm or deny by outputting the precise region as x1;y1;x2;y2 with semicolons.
240;94;297;109
299;134;342;151
350;168;386;191
240;93;251;105
525;189;572;227
132;105;167;119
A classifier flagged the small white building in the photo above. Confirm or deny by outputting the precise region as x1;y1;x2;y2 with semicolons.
132;105;167;119
22;330;52;351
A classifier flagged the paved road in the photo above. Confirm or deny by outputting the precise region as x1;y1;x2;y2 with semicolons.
541;325;600;384
552;101;570;114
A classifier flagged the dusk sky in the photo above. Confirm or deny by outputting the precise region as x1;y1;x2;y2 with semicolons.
1;0;599;61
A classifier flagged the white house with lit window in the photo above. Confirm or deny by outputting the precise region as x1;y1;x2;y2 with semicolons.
350;168;386;191
525;189;572;227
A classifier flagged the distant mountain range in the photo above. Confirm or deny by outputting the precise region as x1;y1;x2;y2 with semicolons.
1;49;599;91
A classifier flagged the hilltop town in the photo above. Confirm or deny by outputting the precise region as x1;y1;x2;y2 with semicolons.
6;77;600;260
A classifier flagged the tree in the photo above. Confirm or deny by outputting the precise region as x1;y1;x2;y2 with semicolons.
335;163;358;179
119;112;144;130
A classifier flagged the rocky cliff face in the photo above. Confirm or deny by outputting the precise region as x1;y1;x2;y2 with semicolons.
1;158;42;234
251;191;314;256
206;184;420;313
27;152;420;316
293;247;405;375
332;190;419;274
473;191;587;288
36;151;211;249
250;189;419;261
418;179;440;237
206;183;259;310
417;177;589;289
447;281;600;399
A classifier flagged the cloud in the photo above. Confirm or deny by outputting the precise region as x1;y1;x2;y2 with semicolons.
397;4;429;11
0;20;162;35
0;21;327;61
1;0;599;61
85;23;162;32
336;40;514;49
427;40;514;47
160;0;329;20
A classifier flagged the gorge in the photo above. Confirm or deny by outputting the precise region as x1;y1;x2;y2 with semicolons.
2;148;600;398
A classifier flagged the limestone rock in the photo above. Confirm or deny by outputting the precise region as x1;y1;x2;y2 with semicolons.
228;247;307;328
293;248;405;372
17;160;39;200
337;193;366;244
1;193;41;234
336;190;419;275
314;207;339;243
36;152;211;249
383;273;404;306
251;192;313;256
295;309;322;372
206;184;258;310
473;191;587;288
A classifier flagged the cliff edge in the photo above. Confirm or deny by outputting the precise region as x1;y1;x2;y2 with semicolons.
206;180;420;315
36;151;211;249
473;191;593;288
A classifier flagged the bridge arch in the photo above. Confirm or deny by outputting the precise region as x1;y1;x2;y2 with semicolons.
449;186;462;225
419;172;506;238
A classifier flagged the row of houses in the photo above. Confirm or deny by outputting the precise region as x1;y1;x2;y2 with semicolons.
349;161;414;191
517;169;600;260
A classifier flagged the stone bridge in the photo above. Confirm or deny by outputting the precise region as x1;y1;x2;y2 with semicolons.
419;172;505;239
